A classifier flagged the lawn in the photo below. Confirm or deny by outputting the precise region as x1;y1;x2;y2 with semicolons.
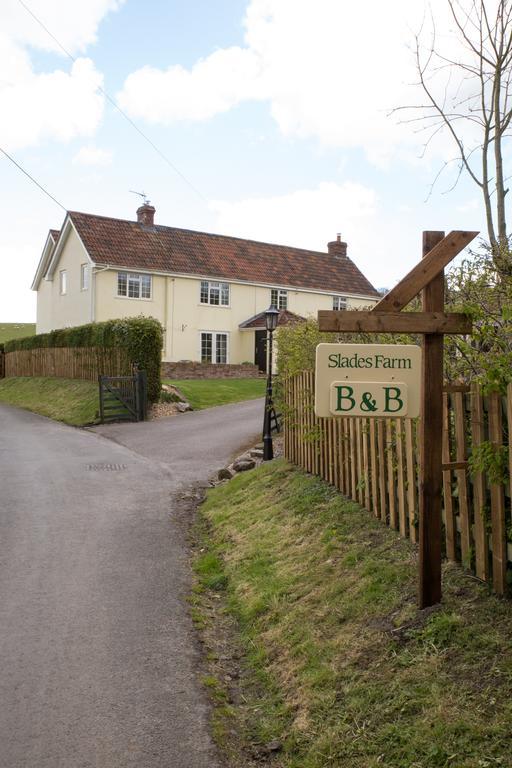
0;377;99;426
193;460;512;768
0;323;36;343
164;378;265;410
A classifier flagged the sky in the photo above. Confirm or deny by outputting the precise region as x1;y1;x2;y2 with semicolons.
0;0;497;321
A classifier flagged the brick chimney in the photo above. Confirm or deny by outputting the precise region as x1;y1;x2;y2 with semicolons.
137;203;156;227
327;233;347;259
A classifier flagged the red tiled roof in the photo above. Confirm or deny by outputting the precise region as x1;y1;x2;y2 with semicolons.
239;309;306;329
68;211;380;297
49;229;60;242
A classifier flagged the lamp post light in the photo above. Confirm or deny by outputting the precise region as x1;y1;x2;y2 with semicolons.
263;305;279;461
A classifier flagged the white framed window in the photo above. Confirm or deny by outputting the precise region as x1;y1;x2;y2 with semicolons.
80;264;89;291
200;280;229;306
333;295;347;310
200;332;228;364
117;271;152;299
59;270;67;295
270;288;287;310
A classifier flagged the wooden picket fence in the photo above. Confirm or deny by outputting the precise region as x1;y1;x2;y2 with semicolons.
4;346;131;382
283;371;512;595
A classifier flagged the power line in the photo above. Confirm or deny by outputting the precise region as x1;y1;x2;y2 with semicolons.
0;146;67;211
17;0;208;203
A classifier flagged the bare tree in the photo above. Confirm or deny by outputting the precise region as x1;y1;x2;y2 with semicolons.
400;1;512;261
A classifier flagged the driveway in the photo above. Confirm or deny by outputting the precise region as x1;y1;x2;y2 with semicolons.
0;399;262;768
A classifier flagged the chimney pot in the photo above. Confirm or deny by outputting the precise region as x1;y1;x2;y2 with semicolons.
137;203;156;227
328;235;347;258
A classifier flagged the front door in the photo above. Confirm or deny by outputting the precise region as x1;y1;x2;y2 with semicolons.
254;330;267;373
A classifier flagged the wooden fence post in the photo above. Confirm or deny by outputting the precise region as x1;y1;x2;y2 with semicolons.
419;230;445;608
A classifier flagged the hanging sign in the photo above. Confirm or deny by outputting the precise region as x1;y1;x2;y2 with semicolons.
315;343;422;418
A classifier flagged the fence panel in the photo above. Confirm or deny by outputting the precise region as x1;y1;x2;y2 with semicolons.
4;346;131;382
283;372;512;595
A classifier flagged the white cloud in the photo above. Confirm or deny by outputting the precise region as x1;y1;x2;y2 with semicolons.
210;179;377;256
2;0;124;54
119;47;264;122
73;144;112;166
119;0;475;165
0;0;124;151
0;56;105;150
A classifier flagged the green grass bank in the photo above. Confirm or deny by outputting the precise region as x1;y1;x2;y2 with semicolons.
0;377;99;426
193;460;512;768
164;378;265;410
0;323;36;343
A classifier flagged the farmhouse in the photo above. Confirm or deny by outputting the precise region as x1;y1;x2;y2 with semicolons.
32;203;380;373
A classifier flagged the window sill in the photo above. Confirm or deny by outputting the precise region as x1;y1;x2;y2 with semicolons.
115;295;153;302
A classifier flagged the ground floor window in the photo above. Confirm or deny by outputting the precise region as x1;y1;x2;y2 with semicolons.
201;332;228;363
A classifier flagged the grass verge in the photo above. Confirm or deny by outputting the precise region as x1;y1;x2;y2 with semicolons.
192;459;512;768
163;378;265;410
0;322;35;343
0;377;99;426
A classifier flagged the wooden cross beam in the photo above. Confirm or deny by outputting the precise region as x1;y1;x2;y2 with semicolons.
317;310;471;335
374;231;478;312
317;229;479;608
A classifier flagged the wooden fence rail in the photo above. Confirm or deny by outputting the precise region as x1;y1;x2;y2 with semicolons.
4;347;131;382
283;371;512;595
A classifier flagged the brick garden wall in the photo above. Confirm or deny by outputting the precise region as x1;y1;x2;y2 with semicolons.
162;361;261;379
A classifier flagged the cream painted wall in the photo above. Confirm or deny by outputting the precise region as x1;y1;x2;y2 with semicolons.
36;227;92;333
164;276;376;364
94;270;167;337
35;277;54;334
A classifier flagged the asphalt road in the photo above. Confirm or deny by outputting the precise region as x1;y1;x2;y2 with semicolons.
0;399;263;768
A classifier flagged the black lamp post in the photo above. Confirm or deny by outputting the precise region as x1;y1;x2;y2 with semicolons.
263;305;279;461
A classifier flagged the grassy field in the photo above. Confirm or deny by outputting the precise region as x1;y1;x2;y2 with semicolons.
0;377;99;425
164;378;265;410
0;323;36;343
193;460;512;768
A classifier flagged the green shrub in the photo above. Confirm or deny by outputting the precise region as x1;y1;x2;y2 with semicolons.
5;317;163;402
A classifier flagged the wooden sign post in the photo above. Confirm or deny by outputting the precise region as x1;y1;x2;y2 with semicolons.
318;230;478;607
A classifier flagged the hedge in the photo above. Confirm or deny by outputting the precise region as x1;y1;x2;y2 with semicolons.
5;317;164;402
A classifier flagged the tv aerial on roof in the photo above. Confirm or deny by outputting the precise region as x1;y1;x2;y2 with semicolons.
129;190;151;205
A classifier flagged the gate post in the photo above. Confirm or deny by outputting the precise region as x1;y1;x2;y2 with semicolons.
136;370;148;421
98;375;105;423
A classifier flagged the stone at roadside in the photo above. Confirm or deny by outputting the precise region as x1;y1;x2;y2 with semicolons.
249;448;264;459
176;402;193;413
232;458;256;472
265;739;283;753
218;467;234;481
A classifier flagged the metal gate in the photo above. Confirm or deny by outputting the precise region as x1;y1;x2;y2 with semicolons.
98;369;147;423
